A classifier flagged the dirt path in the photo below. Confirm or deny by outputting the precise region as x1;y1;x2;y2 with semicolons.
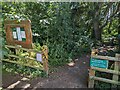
2;54;90;89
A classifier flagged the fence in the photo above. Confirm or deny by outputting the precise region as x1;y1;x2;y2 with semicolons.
88;49;120;88
2;45;49;75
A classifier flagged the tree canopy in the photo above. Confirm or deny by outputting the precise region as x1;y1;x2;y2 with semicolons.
1;2;120;66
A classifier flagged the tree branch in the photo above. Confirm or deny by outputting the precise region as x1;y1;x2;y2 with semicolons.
99;3;113;22
104;2;113;17
108;18;112;34
100;2;120;30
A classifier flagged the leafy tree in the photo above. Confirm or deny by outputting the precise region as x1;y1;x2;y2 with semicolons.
71;2;120;41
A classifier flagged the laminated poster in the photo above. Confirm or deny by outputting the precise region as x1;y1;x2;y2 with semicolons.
16;27;22;41
21;31;26;38
13;32;17;39
36;53;42;62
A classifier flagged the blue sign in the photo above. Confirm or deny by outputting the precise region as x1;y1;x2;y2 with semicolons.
90;58;108;69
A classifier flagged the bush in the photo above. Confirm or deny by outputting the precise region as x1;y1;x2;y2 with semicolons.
48;43;70;66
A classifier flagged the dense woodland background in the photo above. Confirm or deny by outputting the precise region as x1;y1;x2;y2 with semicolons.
1;2;120;66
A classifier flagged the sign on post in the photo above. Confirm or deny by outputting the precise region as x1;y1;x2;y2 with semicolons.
4;20;49;75
90;58;108;69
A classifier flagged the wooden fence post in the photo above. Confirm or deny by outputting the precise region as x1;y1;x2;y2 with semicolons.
88;49;96;88
15;45;21;55
112;54;120;88
42;45;49;76
88;69;95;88
28;50;32;57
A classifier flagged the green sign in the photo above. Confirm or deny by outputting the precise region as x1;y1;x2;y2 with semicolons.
12;27;26;42
90;58;108;69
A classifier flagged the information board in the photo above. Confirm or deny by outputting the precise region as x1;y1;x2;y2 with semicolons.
5;20;33;49
90;58;108;69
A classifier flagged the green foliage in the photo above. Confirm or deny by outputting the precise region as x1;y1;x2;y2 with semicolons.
48;43;69;66
22;2;92;66
0;2;104;66
2;62;47;78
0;37;8;59
2;2;119;68
2;2;27;20
33;43;42;51
103;19;119;39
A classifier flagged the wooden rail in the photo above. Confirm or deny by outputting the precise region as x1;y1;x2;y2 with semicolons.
8;54;37;61
91;55;118;61
2;59;44;70
90;76;120;85
88;49;120;88
5;45;42;53
91;67;120;75
91;55;120;61
2;45;49;75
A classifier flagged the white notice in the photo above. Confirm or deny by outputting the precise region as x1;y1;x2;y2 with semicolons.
36;53;42;62
13;32;17;39
21;31;26;38
16;27;22;41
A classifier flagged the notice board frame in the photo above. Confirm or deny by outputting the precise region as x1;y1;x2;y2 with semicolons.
4;20;33;49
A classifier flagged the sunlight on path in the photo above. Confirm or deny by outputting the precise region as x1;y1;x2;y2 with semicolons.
7;77;30;89
21;84;30;90
7;81;21;88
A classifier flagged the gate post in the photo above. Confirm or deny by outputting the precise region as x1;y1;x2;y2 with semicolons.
112;54;120;88
88;49;97;88
42;45;49;76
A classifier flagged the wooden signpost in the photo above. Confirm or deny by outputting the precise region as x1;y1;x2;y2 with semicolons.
3;20;49;75
88;49;120;88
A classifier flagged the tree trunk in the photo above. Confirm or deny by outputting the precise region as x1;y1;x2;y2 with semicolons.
93;3;102;41
94;20;101;41
91;29;95;39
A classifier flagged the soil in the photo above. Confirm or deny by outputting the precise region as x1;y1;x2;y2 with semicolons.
2;54;90;89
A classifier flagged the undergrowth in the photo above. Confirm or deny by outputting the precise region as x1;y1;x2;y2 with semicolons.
2;62;47;78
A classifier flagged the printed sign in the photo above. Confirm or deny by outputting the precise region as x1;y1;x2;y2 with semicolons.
13;32;17;39
36;53;42;62
12;27;26;41
20;27;26;41
21;31;26;38
90;58;108;69
16;27;22;41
